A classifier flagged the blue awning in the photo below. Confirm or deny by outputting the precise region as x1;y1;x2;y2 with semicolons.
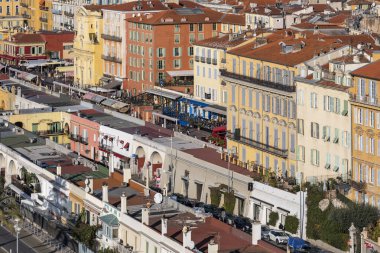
179;97;208;107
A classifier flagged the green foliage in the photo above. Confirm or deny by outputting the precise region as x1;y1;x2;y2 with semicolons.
223;191;236;214
285;215;299;234
73;223;100;249
306;185;379;251
371;224;380;242
210;187;221;207
268;211;279;226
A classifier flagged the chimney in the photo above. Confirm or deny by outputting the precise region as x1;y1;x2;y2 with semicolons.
141;208;150;225
161;217;168;235
123;163;131;185
17;87;21;96
56;164;62;176
182;226;193;249
102;182;109;203
208;240;218;253
121;192;127;213
252;221;262;245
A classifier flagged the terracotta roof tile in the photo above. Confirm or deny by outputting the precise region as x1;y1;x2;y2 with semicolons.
11;33;45;44
98;0;169;11
350;60;380;81
193;31;258;49
310;4;335;12
220;13;246;25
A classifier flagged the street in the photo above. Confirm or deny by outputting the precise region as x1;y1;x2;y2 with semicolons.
0;225;55;253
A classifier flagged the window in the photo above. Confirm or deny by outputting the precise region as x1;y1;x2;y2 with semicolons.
325;153;331;169
157;48;165;57
189;34;195;43
322;126;331;141
198;33;204;41
248;89;253;108
297;119;304;135
369;137;375;154
212;23;217;30
231;85;236;103
297;90;304;105
173;47;181;57
189;24;194;31
290;133;295;153
174;34;180;44
241;88;246;106
310;92;317;108
311;149;320;166
333;128;339;143
296;145;305;162
174;24;180;32
173;59;181;69
6;5;9;15
198;23;203;31
157;60;165;70
311;122;319;139
369;111;375;127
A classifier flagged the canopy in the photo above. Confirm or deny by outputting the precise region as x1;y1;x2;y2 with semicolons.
82;92;96;100
101;99;117;107
56;66;74;72
99;214;119;227
204;105;227;115
111;101;128;110
103;79;122;89
166;70;193;77
24;73;38;81
146;88;182;100
179;97;208;107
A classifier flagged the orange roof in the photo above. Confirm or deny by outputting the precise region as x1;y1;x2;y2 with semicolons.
350;60;380;81
126;8;224;25
227;30;346;66
220;13;246;25
10;33;45;44
85;0;169;12
310;4;335;12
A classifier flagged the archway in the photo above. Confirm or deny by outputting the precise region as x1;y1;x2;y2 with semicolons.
64;123;69;134
150;151;163;181
135;146;145;172
8;160;17;176
14;121;23;128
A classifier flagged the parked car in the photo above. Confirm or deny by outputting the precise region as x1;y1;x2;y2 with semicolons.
288;237;311;252
233;216;252;232
261;225;271;239
268;230;289;244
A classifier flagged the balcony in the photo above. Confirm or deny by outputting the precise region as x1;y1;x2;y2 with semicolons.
52;9;62;15
220;70;296;93
11;175;33;196
80;136;88;145
69;133;79;141
350;94;380;107
206;57;211;64
227;131;288;158
101;33;122;42
102;54;122;64
212;58;218;65
195;56;200;62
39;17;48;22
200;57;205;63
64;11;74;17
99;143;112;152
39;6;49;11
350;180;366;193
35;129;65;136
22;13;31;19
155;79;193;87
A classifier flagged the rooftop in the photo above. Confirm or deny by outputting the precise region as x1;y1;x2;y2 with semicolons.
350;60;380;81
194;31;257;49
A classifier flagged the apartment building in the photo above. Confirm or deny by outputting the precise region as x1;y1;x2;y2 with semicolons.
72;5;103;87
193;31;255;106
20;0;52;30
349;60;380;207
125;7;222;95
100;1;168;89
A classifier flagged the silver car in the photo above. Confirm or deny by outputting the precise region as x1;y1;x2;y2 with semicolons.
268;230;289;244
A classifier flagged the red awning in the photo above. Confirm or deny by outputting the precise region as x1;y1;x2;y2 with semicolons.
212;125;226;133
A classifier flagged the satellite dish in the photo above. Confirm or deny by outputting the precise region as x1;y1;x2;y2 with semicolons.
85;186;91;193
154;193;163;204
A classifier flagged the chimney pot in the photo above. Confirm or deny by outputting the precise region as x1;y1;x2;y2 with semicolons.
142;208;150;225
123;164;131;185
56;164;62;176
121;192;127;213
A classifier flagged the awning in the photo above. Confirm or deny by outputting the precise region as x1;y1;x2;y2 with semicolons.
99;213;119;227
9;67;22;73
145;88;182;100
111;101;127;110
101;99;116;107
24;73;38;81
56;66;74;72
203;105;227;115
91;95;106;103
9;184;30;199
18;72;28;79
179;97;208;107
83;92;96;100
103;79;122;89
166;70;193;77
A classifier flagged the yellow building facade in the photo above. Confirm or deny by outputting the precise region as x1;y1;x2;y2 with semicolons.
0;85;16;111
222;52;298;177
349;60;380;207
8;111;71;144
20;0;52;31
72;6;103;87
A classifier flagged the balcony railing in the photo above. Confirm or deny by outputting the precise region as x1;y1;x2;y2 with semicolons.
11;176;33;196
212;58;218;65
39;17;48;22
350;94;380;107
22;13;31;19
39;6;49;11
101;33;122;42
195;56;200;62
206;57;211;64
80;136;88;145
350;180;366;192
35;129;65;136
102;54;122;63
227;131;288;158
99;143;112;152
64;11;74;17
200;56;205;63
69;133;79;141
155;79;193;87
221;70;296;93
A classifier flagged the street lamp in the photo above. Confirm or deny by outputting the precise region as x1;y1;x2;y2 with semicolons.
14;218;21;253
